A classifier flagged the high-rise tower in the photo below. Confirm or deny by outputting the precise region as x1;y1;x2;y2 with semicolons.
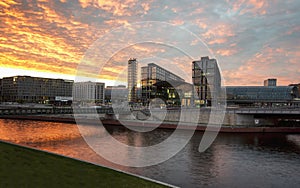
192;56;221;106
128;58;138;103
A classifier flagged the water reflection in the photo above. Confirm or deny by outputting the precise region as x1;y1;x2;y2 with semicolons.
0;119;299;187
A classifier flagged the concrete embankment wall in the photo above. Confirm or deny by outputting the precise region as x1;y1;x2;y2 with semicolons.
120;109;257;126
0;107;276;126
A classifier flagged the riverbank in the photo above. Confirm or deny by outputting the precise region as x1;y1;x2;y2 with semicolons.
0;115;300;133
0;140;171;187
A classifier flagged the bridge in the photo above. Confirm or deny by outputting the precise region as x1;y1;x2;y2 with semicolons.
230;107;300;115
225;107;300;126
0;106;299;126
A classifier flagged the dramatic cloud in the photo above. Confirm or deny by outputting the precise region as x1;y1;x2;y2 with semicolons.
0;0;299;86
223;45;300;86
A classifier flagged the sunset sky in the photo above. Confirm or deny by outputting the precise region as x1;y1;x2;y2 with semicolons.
0;0;299;86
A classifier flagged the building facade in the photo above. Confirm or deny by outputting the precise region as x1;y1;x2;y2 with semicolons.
1;76;73;103
128;58;138;103
289;83;300;98
192;56;221;106
105;85;127;105
264;78;277;86
73;81;105;105
226;86;299;106
141;63;186;106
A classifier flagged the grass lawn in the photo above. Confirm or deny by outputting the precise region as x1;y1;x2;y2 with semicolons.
0;141;169;187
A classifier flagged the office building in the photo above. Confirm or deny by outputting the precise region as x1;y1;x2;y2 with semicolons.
73;81;105;104
264;78;277;86
105;85;127;104
192;56;221;106
1;76;73;103
128;58;138;103
141;63;187;106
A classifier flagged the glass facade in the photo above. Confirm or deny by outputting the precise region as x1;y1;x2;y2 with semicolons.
226;86;299;103
141;63;185;106
1;76;73;103
192;56;221;106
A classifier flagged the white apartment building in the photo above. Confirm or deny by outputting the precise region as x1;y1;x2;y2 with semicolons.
73;81;105;104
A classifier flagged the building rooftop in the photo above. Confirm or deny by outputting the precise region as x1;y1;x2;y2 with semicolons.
226;86;299;102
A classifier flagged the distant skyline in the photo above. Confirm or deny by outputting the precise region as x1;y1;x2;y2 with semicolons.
0;0;299;86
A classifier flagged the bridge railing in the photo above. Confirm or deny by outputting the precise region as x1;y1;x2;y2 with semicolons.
233;108;300;114
0;107;115;116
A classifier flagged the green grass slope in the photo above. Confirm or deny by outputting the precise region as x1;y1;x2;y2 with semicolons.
0;141;169;188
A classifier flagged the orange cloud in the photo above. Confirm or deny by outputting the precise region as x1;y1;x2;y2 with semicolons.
223;46;300;86
0;0;298;87
208;38;228;45
216;49;237;56
0;0;19;8
104;19;129;27
228;0;268;16
201;24;235;49
141;2;150;14
170;19;184;25
202;24;235;39
0;0;112;79
78;0;137;16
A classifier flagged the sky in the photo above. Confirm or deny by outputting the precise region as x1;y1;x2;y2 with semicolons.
0;0;299;86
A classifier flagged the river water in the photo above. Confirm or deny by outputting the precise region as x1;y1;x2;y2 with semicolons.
0;119;299;187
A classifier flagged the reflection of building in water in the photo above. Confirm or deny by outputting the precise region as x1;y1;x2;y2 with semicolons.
128;58;138;103
0;75;73;104
73;81;105;105
141;63;192;106
192;56;221;107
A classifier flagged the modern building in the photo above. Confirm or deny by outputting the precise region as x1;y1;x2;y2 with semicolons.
73;81;105;105
192;56;221;106
141;63;187;106
226;86;299;106
264;78;277;86
289;83;300;97
0;76;73;104
128;58;138;103
105;85;128;105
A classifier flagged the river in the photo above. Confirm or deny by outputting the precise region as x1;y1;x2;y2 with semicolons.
0;119;299;187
